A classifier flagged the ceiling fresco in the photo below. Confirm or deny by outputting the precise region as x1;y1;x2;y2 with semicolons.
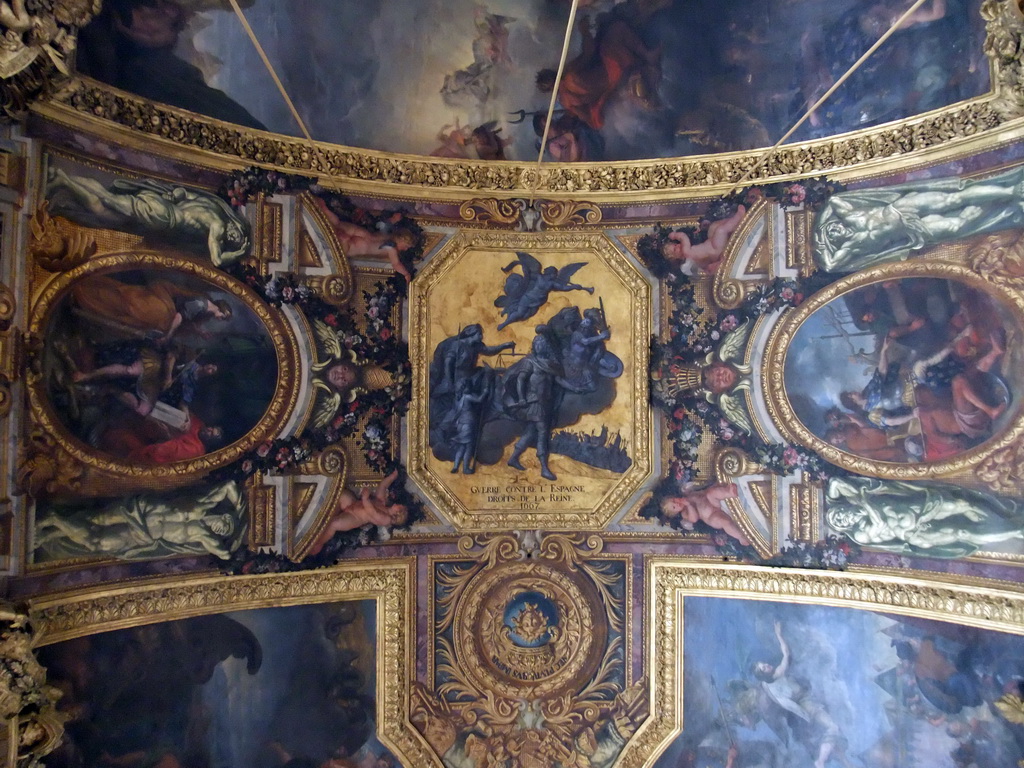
73;0;988;162
5;2;1024;768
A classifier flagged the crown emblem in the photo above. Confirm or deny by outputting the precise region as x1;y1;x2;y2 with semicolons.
510;602;550;644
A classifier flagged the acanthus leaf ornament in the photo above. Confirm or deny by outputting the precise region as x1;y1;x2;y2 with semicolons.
983;0;1024;119
422;534;640;768
0;602;65;767
29;201;97;272
459;197;522;226
0;0;100;121
36;75;1005;199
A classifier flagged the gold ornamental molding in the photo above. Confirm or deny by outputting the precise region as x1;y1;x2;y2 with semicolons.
621;560;1024;768
30;0;1024;207
984;0;1024;119
26;560;440;767
0;602;65;767
459;198;603;229
407;229;653;530
418;534;640;768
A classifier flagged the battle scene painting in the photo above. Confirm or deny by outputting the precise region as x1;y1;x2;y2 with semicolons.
655;598;1024;768
784;277;1023;464
41;266;278;466
73;0;987;162
37;601;398;768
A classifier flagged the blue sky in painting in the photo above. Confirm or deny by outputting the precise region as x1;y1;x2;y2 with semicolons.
201;602;380;768
172;0;987;160
655;597;1024;768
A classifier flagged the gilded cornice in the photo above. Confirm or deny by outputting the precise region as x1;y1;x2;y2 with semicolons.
6;0;1024;199
35;78;1017;202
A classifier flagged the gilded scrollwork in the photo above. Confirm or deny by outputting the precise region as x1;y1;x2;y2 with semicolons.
714;445;763;480
0;602;65;767
762;259;1024;479
712;197;770;309
299;191;354;302
459;197;522;226
28;201;96;273
539;200;603;228
969;228;1024;287
15;429;81;498
421;533;640;768
976;437;1024;492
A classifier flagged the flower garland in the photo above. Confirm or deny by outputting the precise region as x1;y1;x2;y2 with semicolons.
643;181;858;566
652;272;838;484
213;168;429;568
206;265;420;569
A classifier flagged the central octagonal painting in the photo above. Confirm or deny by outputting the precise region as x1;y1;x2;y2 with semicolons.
410;231;652;529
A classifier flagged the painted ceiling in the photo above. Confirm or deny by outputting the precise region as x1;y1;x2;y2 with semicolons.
76;0;987;161
4;2;1024;768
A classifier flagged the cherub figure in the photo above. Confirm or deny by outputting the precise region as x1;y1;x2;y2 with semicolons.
638;205;746;276
310;319;368;429
431;119;511;161
660;319;756;435
314;197;416;281
307;471;408;556
659;482;750;545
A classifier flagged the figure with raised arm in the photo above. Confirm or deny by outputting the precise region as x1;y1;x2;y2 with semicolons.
751;621;844;768
307;471;409;557
815;166;1024;272
826;476;1024;557
47;167;250;266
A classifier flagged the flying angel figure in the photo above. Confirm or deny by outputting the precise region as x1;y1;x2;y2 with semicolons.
494;251;594;330
310;319;367;429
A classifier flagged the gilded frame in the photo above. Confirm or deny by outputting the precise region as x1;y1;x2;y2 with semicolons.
26;251;302;479
761;259;1024;479
27;559;441;767
407;230;653;530
620;559;1024;768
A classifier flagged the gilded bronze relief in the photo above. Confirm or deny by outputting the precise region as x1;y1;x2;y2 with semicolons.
416;534;643;768
409;231;652;529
